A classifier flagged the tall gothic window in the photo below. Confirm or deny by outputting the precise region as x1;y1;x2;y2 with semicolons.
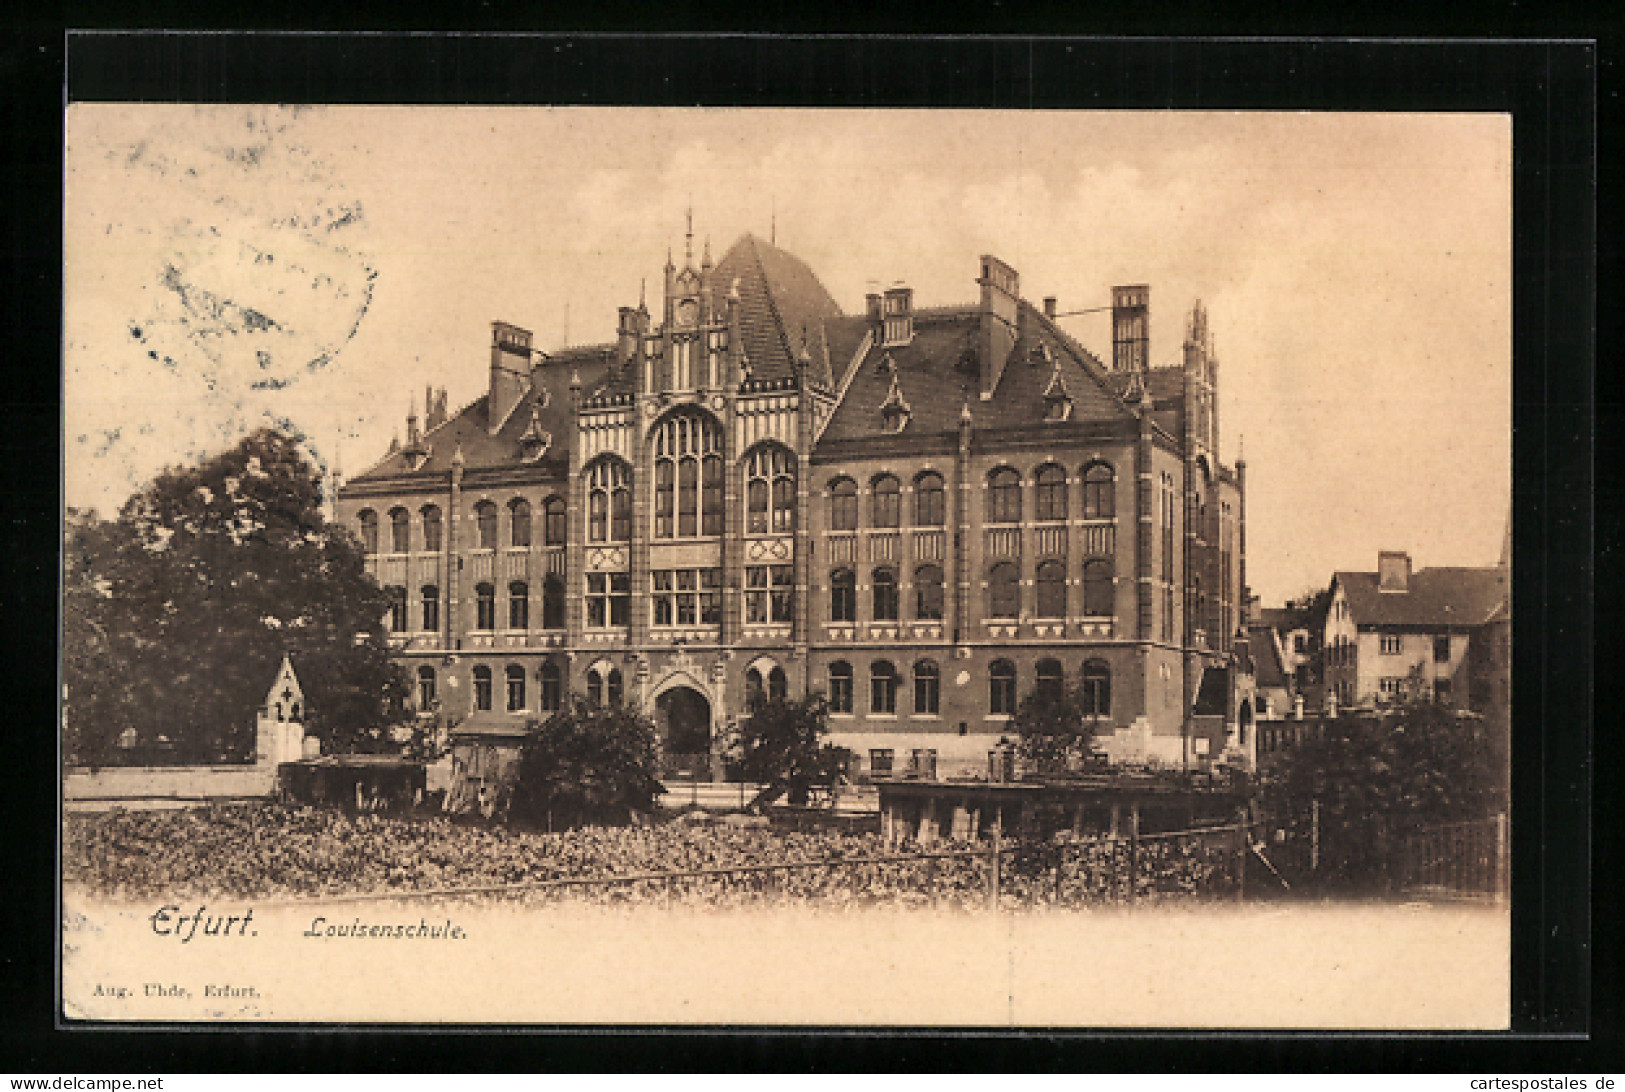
828;477;858;532
653;411;723;540
988;468;1021;523
871;474;901;528
988;562;1020;619
389;507;411;554
1083;461;1115;519
828;661;853;714
747;446;796;534
914;564;944;621
703;453;725;536
474;501;498;550
357;510;378;554
542;495;567;546
420;505;442;552
914;471;946;527
505;664;526;712
1036;559;1067;618
1081;659;1112;717
508;498;531;547
1035;465;1067;522
1083;558;1114;617
872;566;899;621
829;568;856;623
587;459;630;542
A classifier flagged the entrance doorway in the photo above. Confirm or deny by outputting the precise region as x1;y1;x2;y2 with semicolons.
657;686;712;757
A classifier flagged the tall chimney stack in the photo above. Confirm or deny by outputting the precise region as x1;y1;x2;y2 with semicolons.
1378;551;1412;593
1111;285;1150;373
489;321;533;434
977;255;1020;398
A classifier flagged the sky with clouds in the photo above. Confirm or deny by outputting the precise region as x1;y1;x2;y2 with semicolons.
64;106;1510;605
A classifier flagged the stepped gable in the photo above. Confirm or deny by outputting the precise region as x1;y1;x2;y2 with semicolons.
351;342;614;481
815;299;1132;448
710;233;844;383
1335;567;1509;628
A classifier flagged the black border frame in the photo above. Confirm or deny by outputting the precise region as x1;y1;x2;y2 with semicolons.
4;29;1601;1071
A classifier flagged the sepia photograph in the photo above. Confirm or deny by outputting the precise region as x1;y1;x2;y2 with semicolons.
61;103;1512;1027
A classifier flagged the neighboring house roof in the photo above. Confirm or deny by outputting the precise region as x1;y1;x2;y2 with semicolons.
1255;607;1297;632
349;342;616;483
815;300;1132;448
1334;567;1510;628
1248;624;1291;689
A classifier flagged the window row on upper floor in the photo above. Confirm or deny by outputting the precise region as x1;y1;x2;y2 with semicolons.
825;656;1111;718
825;558;1115;623
822;461;1117;532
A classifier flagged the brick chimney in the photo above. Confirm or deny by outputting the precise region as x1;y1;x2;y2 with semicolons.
1043;296;1057;319
1378;550;1412;593
977;255;1020;398
489;322;533;434
881;284;913;347
1111;285;1149;373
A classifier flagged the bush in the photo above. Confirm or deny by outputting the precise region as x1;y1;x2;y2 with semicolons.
507;696;665;830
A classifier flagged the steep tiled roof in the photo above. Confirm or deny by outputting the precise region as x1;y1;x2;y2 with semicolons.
815;300;1133;448
350;343;614;481
1335;567;1509;628
710;233;844;383
1248;625;1290;688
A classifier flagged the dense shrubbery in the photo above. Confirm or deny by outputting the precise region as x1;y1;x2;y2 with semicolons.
63;803;1235;909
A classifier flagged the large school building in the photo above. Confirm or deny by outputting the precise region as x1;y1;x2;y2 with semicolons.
335;227;1251;776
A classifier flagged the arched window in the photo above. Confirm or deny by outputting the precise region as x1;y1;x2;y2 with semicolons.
988;561;1020;619
988;468;1021;524
544;495;569;546
745;667;765;709
508;499;531;547
1081;659;1111;717
913;660;940;716
421;584;439;633
1083;559;1114;617
914;471;946;527
990;659;1017;716
539;662;562;712
653;411;724;540
474;582;495;631
385;586;408;633
768;666;788;703
416;665;436;710
505;664;526;712
474;501;498;550
703;453;725;536
389;507;411;554
747;446;796;534
1036;658;1065;700
607;667;623;707
541;575;565;629
1036;559;1067;618
357;509;378;554
829;568;856;623
872;566;899;622
1083;461;1115;519
828;661;853;714
472;665;493;711
586;460;629;543
914;564;944;621
870;660;898;715
1035;465;1067;522
828;477;858;532
420;505;442;552
871;474;901;528
586;667;604;707
508;581;529;630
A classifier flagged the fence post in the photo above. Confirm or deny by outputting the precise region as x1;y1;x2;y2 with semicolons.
1128;804;1140;905
1310;798;1320;873
1495;811;1508;901
1236;807;1248;902
988;807;1002;912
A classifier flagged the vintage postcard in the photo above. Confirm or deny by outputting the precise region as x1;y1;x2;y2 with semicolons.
61;105;1511;1026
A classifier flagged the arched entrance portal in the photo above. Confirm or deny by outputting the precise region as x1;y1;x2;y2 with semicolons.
657;686;712;757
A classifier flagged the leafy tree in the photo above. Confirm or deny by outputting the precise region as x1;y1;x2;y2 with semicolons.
61;428;409;766
1012;683;1101;776
727;693;849;806
508;696;665;829
1262;701;1509;891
